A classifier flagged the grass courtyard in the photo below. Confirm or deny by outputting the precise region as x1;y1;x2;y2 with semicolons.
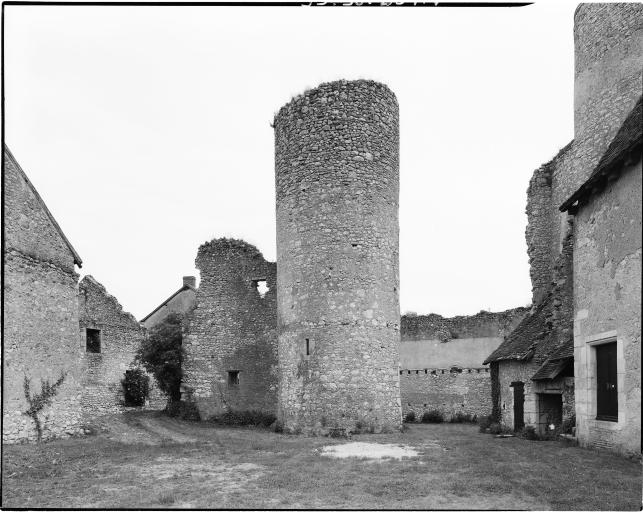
2;411;641;510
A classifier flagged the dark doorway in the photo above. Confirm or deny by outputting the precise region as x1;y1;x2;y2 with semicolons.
538;393;563;434
596;342;618;421
511;381;525;432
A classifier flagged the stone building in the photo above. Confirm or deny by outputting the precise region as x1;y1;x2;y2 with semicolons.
3;145;84;442
400;308;527;421
79;275;165;415
182;239;277;419
485;3;641;449
141;276;197;329
560;96;641;456
274;79;402;434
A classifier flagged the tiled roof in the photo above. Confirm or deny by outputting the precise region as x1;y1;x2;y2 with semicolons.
531;357;572;381
561;96;642;212
483;301;551;364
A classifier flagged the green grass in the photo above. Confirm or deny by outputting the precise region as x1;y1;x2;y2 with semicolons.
2;411;640;510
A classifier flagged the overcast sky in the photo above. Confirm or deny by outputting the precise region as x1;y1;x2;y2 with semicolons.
5;1;583;319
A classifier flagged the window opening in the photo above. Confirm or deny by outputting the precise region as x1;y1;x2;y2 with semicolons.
86;328;101;353
228;370;240;388
252;279;269;298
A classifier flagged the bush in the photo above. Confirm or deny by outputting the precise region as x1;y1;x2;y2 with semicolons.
121;369;150;407
421;410;444;423
478;414;493;433
404;410;416;423
522;425;538;440
212;409;276;428
450;411;476;423
165;400;201;421
488;422;502;435
562;414;576;434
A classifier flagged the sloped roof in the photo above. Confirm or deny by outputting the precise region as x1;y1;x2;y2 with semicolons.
4;145;83;267
560;96;642;212
531;357;572;381
483;301;551;364
140;283;195;323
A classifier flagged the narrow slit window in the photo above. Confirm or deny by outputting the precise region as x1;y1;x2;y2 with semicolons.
86;328;101;353
305;338;310;356
228;370;240;388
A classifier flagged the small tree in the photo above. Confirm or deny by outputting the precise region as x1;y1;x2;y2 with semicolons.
121;368;150;406
137;313;183;402
23;371;67;442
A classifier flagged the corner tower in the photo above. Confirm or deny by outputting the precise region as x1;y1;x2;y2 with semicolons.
274;79;402;434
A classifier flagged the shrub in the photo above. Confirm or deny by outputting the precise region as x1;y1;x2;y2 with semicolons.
450;411;476;423
488;422;502;435
562;414;576;434
212;409;276;428
478;414;493;433
522;425;538;440
421;410;444;423
121;369;149;406
404;410;416;423
165;400;201;421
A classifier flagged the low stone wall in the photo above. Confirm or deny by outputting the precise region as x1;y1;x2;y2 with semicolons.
400;366;492;421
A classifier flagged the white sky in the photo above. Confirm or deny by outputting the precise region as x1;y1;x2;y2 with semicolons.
4;1;584;320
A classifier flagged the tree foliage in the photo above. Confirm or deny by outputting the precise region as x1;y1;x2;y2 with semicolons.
23;371;67;442
137;313;183;401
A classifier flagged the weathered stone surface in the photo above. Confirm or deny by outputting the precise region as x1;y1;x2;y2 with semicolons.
79;276;166;417
182;239;277;418
3;147;83;443
274;80;401;433
573;159;641;456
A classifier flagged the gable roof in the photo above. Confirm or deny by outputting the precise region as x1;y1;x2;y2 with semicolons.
560;96;642;212
140;283;195;323
4;145;83;267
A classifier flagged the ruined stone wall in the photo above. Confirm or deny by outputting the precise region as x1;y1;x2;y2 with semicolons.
182;239;278;419
3;150;83;443
274;79;401;434
573;159;641;456
570;3;642;199
401;308;527;342
400;367;492;421
79;276;165;417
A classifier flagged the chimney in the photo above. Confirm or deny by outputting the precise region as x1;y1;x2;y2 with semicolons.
183;276;196;289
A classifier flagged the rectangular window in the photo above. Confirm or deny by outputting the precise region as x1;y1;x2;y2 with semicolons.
227;370;240;388
86;328;101;353
596;342;617;421
305;338;310;356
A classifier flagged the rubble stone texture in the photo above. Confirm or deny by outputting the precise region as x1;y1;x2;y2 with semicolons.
3;147;83;443
274;80;402;434
79;276;166;416
182;239;278;419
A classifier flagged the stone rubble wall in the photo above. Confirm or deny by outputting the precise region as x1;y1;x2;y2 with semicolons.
79;276;166;418
400;367;492;421
3;151;83;443
274;79;401;434
401;307;528;342
182;239;278;419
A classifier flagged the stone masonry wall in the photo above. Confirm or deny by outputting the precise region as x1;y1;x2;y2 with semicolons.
573;159;641;456
3;149;83;443
182;239;278;419
570;3;642;200
79;276;165;417
274;79;401;434
401;308;527;342
400;368;492;421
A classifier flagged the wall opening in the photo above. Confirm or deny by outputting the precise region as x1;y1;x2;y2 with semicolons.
252;279;269;298
537;393;563;434
305;338;310;356
595;341;618;421
227;370;240;388
86;328;101;353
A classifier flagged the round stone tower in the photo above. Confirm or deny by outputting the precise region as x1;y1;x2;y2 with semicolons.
274;79;401;434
